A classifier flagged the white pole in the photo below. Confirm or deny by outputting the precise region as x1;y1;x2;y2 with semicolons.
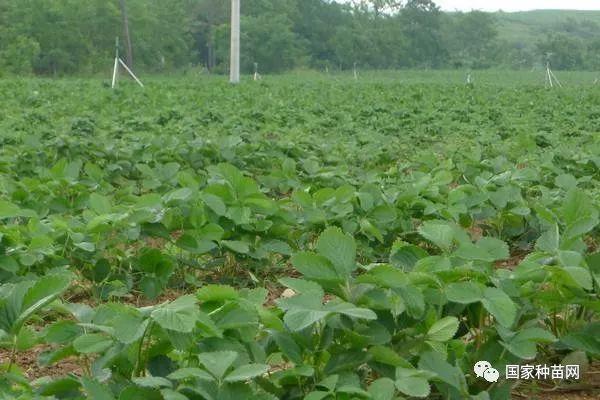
118;58;144;87
111;57;119;88
230;0;240;84
549;69;562;87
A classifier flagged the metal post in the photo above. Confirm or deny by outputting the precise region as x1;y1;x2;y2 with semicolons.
230;0;240;84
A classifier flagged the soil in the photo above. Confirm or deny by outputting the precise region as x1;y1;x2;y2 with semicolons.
0;344;83;380
513;362;600;400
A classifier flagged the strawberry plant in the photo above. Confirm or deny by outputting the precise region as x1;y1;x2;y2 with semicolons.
0;76;598;399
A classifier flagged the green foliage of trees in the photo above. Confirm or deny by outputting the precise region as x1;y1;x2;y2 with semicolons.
1;0;600;75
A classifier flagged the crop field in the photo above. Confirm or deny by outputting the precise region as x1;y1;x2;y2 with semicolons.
0;73;598;399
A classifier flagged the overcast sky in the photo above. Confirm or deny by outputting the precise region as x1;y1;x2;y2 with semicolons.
433;0;600;12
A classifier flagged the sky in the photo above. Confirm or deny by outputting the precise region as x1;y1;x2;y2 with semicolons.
433;0;600;12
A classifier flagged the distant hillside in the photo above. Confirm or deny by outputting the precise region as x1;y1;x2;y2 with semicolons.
493;9;600;44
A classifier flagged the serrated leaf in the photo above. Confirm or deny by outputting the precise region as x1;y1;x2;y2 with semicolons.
89;194;112;214
395;376;430;398
445;282;485;304
163;188;193;203
202;193;227;215
150;295;199;333
81;377;115;400
73;333;113;354
315;227;356;275
132;376;172;388
197;285;239;303
198;351;238;380
324;302;377;320
167;368;214;381
427;317;459;342
290;252;341;283
418;221;455;251
224;364;268;382
221;240;250;254
481;287;516;328
368;378;395;400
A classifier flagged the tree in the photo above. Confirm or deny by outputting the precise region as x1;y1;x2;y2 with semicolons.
537;34;585;70
400;0;446;67
447;11;498;68
351;0;404;16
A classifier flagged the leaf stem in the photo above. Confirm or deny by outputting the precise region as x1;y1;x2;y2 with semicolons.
133;320;153;378
6;334;18;373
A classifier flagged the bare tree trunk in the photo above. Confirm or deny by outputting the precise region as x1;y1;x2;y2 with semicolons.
120;0;134;68
207;27;215;71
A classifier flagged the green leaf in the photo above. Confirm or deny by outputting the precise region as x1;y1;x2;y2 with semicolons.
368;378;396;400
290;252;341;283
315;227;356;275
160;389;189;400
390;243;428;271
536;224;559;253
163;188;193;203
0;200;35;219
132;377;172;388
277;293;329;331
427;317;459;342
151;295;199;333
278;278;324;297
221;240;250;254
324;302;377;320
111;312;149;344
0;200;23;218
167;368;214;381
481;287;516;328
418;351;467;394
501;328;556;360
224;364;269;382
176;234;216;254
271;331;303;364
198;351;238;380
304;392;330;400
395;376;430;398
89;193;112;214
197;285;239;303
0;255;19;273
563;267;593;291
7;274;72;335
118;386;162;400
75;242;95;252
73;333;113;354
283;309;329;332
44;320;82;344
418;221;455;251
368;346;410;367
202;193;227;215
476;237;510;261
445;282;485;304
81;377;115;400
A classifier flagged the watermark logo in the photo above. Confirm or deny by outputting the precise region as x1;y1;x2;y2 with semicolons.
474;361;500;383
505;364;580;380
474;362;581;383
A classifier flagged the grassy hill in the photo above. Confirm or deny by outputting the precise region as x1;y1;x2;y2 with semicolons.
494;9;600;44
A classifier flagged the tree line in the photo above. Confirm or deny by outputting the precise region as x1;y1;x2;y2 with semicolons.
1;0;599;75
